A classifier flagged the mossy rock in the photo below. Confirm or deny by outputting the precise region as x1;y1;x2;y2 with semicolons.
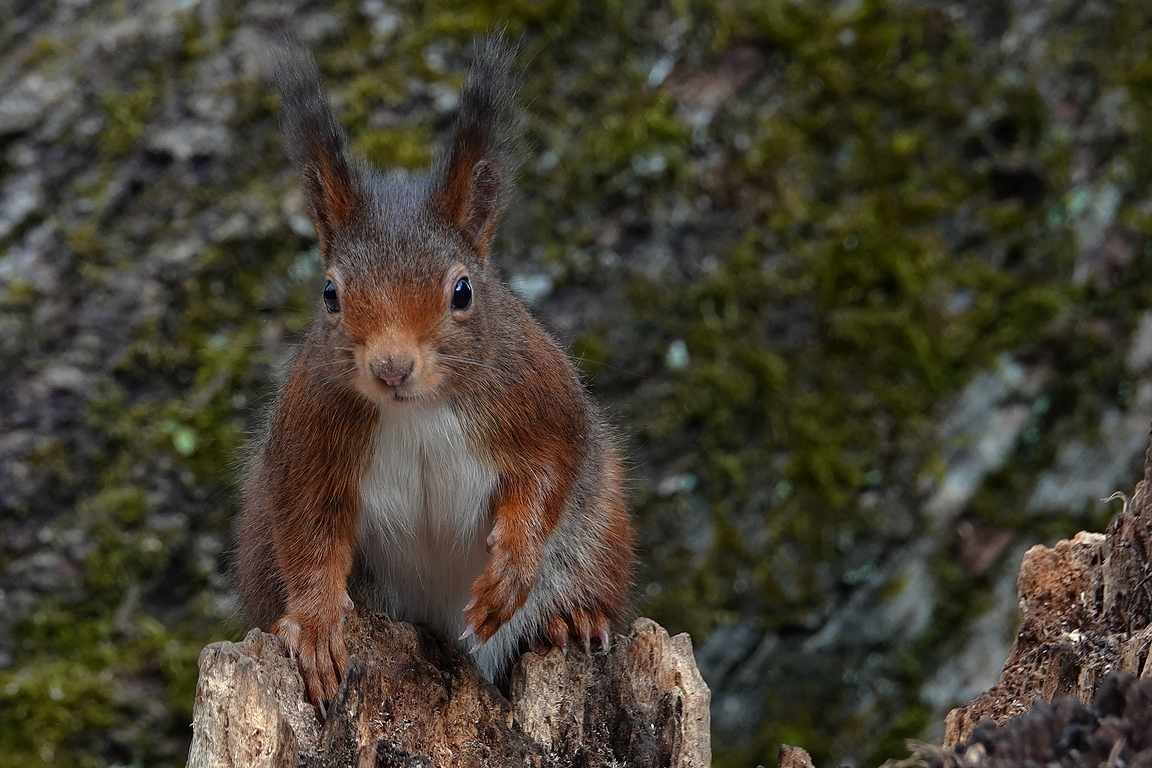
3;0;1152;766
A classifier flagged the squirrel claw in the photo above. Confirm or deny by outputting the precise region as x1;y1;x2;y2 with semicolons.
546;615;569;652
459;625;475;642
546;607;614;655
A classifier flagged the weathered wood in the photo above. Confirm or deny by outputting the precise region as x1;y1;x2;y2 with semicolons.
188;612;710;767
775;745;815;768
931;672;1152;768
944;425;1152;746
186;629;320;767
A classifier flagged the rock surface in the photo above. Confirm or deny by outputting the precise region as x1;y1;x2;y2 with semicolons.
7;0;1152;764
187;613;710;768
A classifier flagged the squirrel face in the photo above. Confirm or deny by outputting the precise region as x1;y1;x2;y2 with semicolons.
318;216;490;405
273;42;522;408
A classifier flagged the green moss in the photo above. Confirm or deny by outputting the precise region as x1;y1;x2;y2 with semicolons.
622;0;1104;761
2;279;40;307
64;222;107;259
3;40;305;765
0;648;116;768
0;602;212;768
96;73;162;157
355;127;433;170
21;35;60;68
571;330;613;378
11;0;1152;765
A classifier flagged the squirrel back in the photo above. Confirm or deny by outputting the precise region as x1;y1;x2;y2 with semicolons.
235;37;634;711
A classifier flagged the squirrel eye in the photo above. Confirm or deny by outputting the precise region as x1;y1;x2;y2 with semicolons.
451;277;472;311
323;281;340;314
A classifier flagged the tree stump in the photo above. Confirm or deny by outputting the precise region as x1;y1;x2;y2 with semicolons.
187;611;710;767
943;428;1152;746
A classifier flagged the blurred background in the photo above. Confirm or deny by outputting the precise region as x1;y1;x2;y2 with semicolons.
2;0;1151;765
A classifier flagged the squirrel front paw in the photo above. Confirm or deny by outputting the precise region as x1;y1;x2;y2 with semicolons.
463;552;534;643
544;605;614;653
273;598;353;715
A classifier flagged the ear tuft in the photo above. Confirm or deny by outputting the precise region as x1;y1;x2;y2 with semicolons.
271;38;361;254
432;37;525;260
460;160;501;243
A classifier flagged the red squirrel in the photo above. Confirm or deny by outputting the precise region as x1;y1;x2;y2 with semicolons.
235;38;635;712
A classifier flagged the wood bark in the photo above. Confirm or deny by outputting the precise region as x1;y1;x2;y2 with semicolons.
943;427;1152;747
187;612;710;767
775;745;815;768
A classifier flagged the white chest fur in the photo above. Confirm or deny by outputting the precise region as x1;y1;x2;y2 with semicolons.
356;401;498;639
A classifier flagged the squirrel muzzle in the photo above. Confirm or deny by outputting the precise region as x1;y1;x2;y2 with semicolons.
370;354;415;389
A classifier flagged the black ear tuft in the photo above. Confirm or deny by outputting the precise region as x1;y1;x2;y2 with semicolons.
432;36;526;261
271;37;362;254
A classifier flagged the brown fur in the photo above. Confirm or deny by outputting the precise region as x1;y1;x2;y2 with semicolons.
236;37;635;712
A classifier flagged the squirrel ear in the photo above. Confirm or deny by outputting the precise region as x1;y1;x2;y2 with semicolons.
272;41;361;255
432;38;524;261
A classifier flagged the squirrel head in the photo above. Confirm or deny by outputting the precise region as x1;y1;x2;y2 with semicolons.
273;38;524;405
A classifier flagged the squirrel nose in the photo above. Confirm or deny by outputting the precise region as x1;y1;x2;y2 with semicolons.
371;357;414;388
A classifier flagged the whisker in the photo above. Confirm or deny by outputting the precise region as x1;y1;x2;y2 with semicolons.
305;358;357;368
311;371;357;388
437;354;493;371
302;360;358;376
297;354;354;366
195;343;268;351
308;365;358;379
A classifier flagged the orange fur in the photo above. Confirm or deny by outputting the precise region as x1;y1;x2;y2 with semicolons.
237;38;635;714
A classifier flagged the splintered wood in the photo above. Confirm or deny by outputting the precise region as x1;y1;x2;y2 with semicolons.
944;432;1152;746
188;613;710;768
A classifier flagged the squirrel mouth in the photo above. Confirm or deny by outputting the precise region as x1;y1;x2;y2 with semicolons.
387;387;420;403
